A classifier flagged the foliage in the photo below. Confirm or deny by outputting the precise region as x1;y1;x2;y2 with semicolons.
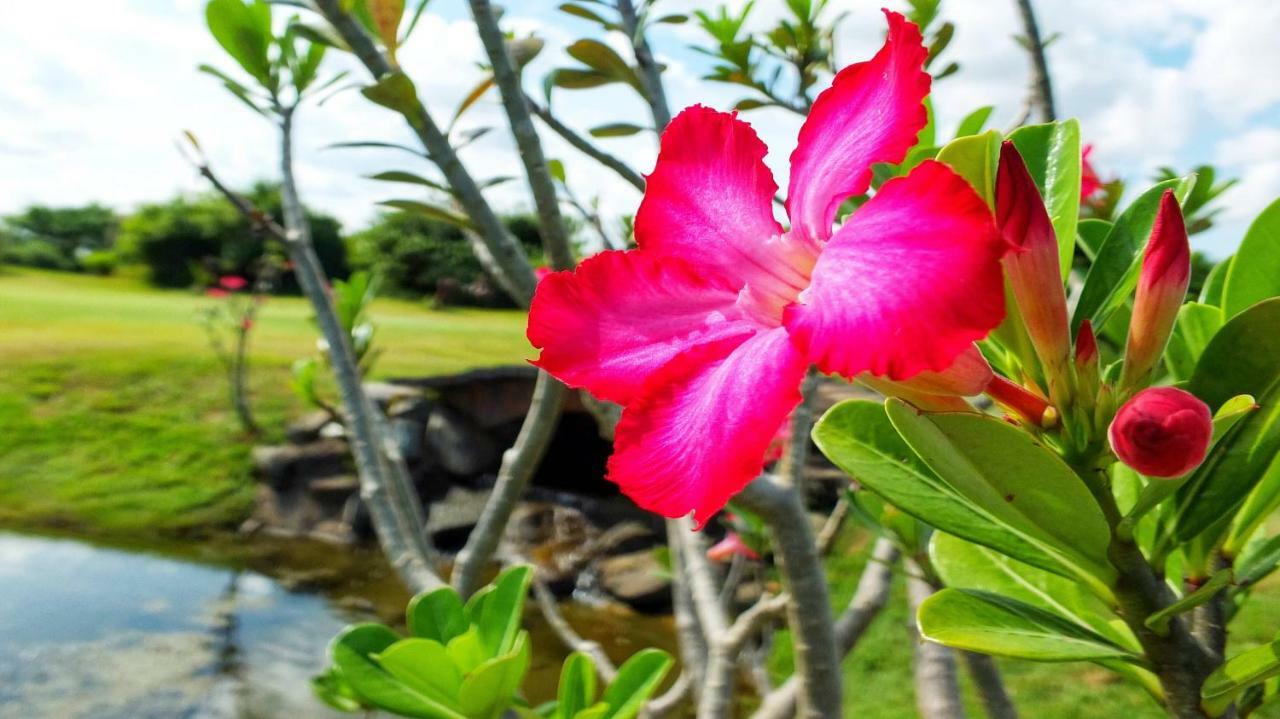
116;184;346;289
346;211;544;305
0;203;118;272
292;269;382;413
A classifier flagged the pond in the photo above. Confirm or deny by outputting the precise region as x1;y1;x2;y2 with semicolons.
0;531;679;718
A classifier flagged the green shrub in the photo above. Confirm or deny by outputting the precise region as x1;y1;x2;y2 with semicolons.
77;249;119;275
0;203;118;271
0;238;77;271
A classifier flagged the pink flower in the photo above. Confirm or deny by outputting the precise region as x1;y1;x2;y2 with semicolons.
707;531;761;562
219;275;249;291
1109;387;1212;478
1081;144;1104;201
527;11;1008;525
1120;191;1189;391
205;287;230;298
862;344;992;412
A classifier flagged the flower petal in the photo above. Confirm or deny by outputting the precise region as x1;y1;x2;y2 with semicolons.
608;328;807;527
636;106;809;301
785;10;930;245
528;250;757;404
784;160;1007;380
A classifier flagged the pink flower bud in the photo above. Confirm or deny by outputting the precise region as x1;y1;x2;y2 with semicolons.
1108;387;1211;478
996;142;1071;384
986;374;1058;428
219;275;249;291
1121;191;1189;391
707;531;761;562
1075;319;1098;369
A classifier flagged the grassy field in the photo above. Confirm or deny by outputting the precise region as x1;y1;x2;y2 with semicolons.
0;267;531;536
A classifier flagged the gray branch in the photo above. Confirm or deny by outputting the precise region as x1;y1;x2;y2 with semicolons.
906;558;967;719
962;652;1020;719
526;95;646;192
617;0;672;129
1012;0;1057;122
736;475;843;719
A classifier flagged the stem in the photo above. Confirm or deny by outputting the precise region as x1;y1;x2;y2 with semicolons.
526;95;645;192
907;558;968;719
962;653;1020;719
314;0;536;304
616;0;672;130
736;475;843;719
231;318;259;434
1012;0;1057;122
674;518;735;719
452;372;567;598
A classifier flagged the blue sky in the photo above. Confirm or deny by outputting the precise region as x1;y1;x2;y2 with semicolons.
1;0;1277;259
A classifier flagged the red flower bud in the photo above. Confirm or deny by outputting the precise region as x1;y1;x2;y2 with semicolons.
219;275;249;291
996;142;1071;387
1081;145;1104;201
1108;387;1211;478
1121;192;1190;391
1075;320;1098;368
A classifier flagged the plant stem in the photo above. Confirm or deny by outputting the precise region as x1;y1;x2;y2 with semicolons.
1012;0;1057;122
616;0;672;130
907;557;968;719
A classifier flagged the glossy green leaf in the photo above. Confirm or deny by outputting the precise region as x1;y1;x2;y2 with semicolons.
312;666;364;712
206;0;273;88
1223;198;1280;319
918;589;1136;662
459;633;531;719
557;652;597;719
446;627;487;675
886;400;1115;588
930;533;1137;651
407;587;468;644
379;200;474;230
1224;454;1280;558
1202;639;1280;713
362;71;420;116
1234;534;1280;588
1008;120;1081;279
1214;395;1261;441
574;705;611;719
1173;299;1280;543
566;40;641;91
813;400;1089;585
331;624;467;719
954;106;994;138
1076;218;1112;261
475;565;533;657
918;96;936;148
1071;175;1196;332
377;638;464;707
935;130;1000;208
1165;302;1224;381
1144;569;1232;634
1201;256;1233;307
601;648;673;719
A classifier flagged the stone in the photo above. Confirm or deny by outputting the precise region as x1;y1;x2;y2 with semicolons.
251;439;349;489
285;410;338;444
425;405;500;476
598;550;671;613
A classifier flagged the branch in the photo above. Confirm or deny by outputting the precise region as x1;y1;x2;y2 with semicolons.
961;652;1020;719
752;536;898;719
816;496;851;557
312;0;536;304
529;569;618;681
674;518;736;719
526;95;646;192
736;475;843;719
906;557;967;719
1012;0;1057;122
616;0;672;129
453;371;567;598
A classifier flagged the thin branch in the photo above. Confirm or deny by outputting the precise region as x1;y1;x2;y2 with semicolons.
616;0;672;129
526;95;646;192
674;518;737;719
962;652;1020;719
1012;0;1057;122
736;475;843;719
906;557;967;719
529;570;618;681
816;496;851;557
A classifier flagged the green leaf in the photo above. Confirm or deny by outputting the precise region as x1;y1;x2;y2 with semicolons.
1144;569;1232;634
1165;302;1224;381
475;565;533;657
954;105;994;138
367;170;449;192
813;400;1095;586
330;624;467;719
377;638;465;707
446;627;488;675
559;3;612;26
458;633;532;719
1076;218;1112;261
1224;450;1280;558
1072;175;1197;332
1202;639;1280;713
312;665;364;712
1201;256;1233;306
407;587;468;644
293;41;327;92
885;400;1115;589
328;140;427;157
379;200;474;230
206;0;273;88
549;68;616;90
368;0;405;55
362;71;420;115
1223;198;1280;319
918;96;936;149
930;533;1138;651
588;123;646;138
566;40;642;91
1173;299;1280;543
918;588;1137;662
935;130;1000;208
1235;534;1280;587
601;649;673;719
451;76;496;130
557;652;598;719
1008;120;1082;279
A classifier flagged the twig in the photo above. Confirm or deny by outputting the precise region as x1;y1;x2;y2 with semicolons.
528;570;618;681
526;95;646;192
674;518;737;719
816;496;851;557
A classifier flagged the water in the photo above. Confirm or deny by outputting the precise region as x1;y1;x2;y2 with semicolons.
0;531;376;718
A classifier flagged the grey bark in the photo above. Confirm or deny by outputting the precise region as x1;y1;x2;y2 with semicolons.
616;0;672;129
907;558;967;719
1013;0;1057;122
736;476;842;719
962;653;1019;719
526;95;646;192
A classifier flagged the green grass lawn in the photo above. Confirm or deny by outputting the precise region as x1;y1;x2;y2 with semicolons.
0;267;531;537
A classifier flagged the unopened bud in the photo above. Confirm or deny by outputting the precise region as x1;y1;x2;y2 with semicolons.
1108;387;1211;478
1121;191;1190;391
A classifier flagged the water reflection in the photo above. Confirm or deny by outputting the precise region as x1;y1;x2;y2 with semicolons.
0;531;360;718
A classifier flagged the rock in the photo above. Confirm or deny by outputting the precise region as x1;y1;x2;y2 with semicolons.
251;439;349;489
593;521;659;556
425;405;500;476
309;475;360;494
309;520;356;545
505;503;599;595
598;550;671;613
425;486;490;550
362;381;424;412
285;410;336;444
